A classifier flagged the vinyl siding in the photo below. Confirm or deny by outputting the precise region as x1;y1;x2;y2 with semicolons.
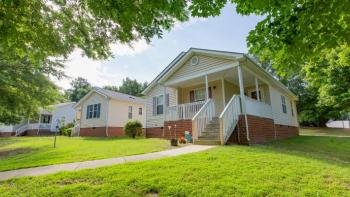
166;55;235;84
224;80;240;104
145;84;177;128
108;100;145;127
50;103;76;131
269;86;298;126
78;92;108;128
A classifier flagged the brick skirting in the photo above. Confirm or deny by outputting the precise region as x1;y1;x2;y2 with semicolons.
0;132;15;137
25;130;52;136
79;127;125;137
228;115;299;145
146;119;192;139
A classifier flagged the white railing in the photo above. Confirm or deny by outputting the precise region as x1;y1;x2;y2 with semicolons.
219;95;241;144
165;101;205;121
15;123;52;136
245;96;273;119
192;99;215;140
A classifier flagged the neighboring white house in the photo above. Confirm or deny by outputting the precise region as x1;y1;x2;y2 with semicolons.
143;48;299;145
0;102;76;136
327;120;350;129
73;87;145;137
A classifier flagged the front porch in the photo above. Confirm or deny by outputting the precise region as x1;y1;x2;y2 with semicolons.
162;65;273;144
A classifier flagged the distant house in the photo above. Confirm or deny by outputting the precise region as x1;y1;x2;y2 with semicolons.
73;87;145;137
0;102;76;137
142;48;299;145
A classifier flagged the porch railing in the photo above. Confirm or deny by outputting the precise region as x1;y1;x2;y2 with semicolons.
15;123;52;136
219;95;241;144
245;96;273;119
192;99;215;140
165;100;206;121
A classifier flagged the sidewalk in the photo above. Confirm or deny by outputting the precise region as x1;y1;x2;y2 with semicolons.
0;145;215;181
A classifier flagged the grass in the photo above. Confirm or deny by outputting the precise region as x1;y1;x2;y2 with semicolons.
0;129;349;196
300;127;350;137
0;136;169;172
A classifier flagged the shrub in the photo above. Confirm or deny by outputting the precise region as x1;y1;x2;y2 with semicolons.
59;123;74;136
124;120;143;138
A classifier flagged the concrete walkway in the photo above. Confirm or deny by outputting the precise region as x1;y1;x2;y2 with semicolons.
0;145;214;181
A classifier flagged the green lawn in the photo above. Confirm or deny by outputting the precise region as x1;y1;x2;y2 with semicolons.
0;136;169;171
300;127;350;137
0;132;349;196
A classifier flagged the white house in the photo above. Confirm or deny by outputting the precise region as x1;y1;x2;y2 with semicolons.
1;102;76;136
143;48;299;145
73;87;145;137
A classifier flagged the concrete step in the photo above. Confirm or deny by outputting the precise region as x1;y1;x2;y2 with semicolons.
194;140;221;145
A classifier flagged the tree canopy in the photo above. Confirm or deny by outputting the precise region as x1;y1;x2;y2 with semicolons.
104;78;148;97
65;77;92;102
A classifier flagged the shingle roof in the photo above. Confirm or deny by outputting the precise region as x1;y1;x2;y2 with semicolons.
94;87;145;104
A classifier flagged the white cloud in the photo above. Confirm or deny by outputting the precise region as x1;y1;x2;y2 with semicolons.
54;40;151;90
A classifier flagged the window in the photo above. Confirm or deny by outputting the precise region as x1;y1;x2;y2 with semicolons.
128;106;133;119
139;107;142;115
86;103;101;119
156;95;164;115
281;96;287;114
290;101;294;116
250;91;262;100
41;115;52;123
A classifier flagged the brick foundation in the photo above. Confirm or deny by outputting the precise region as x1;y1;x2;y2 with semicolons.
275;124;299;140
24;130;52;136
0;132;15;137
228;115;299;145
79;127;125;137
146;119;192;139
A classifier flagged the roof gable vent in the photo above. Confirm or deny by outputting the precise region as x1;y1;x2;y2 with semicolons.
191;56;199;66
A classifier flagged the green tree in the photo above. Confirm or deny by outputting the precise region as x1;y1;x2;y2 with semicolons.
0;56;62;124
104;78;148;97
65;77;92;102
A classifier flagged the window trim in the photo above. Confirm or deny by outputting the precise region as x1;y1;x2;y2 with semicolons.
156;95;164;115
281;96;287;114
128;106;133;119
86;103;101;119
138;107;142;115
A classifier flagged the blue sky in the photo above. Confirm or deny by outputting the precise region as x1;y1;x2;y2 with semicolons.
55;4;262;89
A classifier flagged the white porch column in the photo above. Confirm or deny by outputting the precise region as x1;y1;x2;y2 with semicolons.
205;74;209;100
238;64;250;141
255;77;260;101
221;78;226;108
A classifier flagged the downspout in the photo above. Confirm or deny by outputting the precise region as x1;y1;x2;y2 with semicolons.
105;98;110;137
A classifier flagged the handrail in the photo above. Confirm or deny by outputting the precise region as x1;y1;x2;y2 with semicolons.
192;99;215;141
219;95;241;144
166;100;205;121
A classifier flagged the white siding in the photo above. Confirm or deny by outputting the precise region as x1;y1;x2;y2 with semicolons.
108;100;145;127
269;86;298;126
78;92;108;128
0;125;14;132
145;84;177;128
50;103;76;131
166;55;234;84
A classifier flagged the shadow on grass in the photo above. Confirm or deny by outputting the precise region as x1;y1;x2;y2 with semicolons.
252;135;350;166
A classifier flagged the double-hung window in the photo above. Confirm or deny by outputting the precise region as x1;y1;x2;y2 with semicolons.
86;103;101;119
128;106;133;119
281;96;287;114
152;95;164;115
156;95;164;115
139;107;142;115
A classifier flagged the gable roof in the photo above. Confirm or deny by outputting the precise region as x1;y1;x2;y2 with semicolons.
142;48;297;100
74;87;145;108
